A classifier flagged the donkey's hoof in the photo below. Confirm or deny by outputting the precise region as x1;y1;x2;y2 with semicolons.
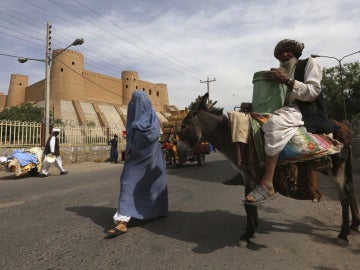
238;239;249;248
238;233;252;248
336;237;349;247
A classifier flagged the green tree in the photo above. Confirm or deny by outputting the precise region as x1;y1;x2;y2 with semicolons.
321;62;360;121
345;62;360;119
0;103;43;122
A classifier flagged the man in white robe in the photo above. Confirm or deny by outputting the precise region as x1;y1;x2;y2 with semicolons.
41;128;69;177
244;39;331;204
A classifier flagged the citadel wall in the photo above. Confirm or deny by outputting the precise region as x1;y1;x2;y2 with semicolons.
6;74;28;107
82;70;122;104
1;49;173;127
0;93;6;109
24;80;45;103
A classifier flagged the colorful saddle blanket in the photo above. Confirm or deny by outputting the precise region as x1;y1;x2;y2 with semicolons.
250;112;343;166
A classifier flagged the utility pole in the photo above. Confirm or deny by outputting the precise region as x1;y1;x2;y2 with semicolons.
200;77;216;103
15;22;83;145
45;22;52;143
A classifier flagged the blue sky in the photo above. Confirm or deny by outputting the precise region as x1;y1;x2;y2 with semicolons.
0;0;359;111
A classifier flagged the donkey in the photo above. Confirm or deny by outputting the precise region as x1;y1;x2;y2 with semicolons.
180;93;360;246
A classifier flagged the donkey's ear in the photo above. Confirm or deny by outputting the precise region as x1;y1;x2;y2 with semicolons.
197;93;209;109
201;93;209;103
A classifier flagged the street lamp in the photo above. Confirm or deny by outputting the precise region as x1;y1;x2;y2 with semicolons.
51;38;84;60
311;50;360;120
19;38;84;143
17;57;46;63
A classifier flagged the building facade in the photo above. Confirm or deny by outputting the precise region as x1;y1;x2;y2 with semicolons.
0;49;175;130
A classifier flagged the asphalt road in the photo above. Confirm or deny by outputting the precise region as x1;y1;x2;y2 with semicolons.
0;153;359;270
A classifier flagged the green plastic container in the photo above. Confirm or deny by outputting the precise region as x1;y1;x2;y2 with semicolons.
251;71;288;113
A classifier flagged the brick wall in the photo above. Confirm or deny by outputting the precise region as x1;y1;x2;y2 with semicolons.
0;145;125;165
1;138;359;165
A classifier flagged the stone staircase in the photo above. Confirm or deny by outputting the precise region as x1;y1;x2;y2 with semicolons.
98;104;126;130
59;102;179;137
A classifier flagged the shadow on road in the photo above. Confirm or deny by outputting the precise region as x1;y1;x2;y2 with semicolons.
66;206;117;232
166;159;240;184
66;205;342;253
166;156;360;203
0;174;30;180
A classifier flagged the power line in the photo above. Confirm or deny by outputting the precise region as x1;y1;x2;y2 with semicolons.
72;0;206;77
0;2;236;110
1;1;205;82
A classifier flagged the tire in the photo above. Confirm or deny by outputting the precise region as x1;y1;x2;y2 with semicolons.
197;154;205;166
162;149;167;162
165;150;176;166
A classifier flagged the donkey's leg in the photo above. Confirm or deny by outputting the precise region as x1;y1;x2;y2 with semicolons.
344;152;360;233
338;189;351;245
239;204;258;245
328;159;350;245
243;170;259;227
239;171;258;245
347;182;360;233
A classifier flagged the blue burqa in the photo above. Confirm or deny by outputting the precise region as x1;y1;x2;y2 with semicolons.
117;91;168;220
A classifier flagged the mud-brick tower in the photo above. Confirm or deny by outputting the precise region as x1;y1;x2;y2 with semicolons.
1;47;173;124
0;93;7;108
121;71;169;113
121;71;139;106
50;49;85;118
152;83;169;112
6;74;28;107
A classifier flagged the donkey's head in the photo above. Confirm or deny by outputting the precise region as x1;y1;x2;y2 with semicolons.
180;93;220;148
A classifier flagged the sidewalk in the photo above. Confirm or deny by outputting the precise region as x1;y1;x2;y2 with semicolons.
0;161;124;178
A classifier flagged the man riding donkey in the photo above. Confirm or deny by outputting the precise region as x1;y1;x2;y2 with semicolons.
239;39;337;204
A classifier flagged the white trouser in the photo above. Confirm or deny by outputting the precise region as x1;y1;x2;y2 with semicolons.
41;156;66;175
113;211;131;224
262;106;304;156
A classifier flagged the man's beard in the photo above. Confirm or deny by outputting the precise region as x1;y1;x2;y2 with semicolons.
279;57;298;75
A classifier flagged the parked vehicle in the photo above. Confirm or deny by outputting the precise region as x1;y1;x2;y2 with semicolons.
161;140;177;165
161;140;210;167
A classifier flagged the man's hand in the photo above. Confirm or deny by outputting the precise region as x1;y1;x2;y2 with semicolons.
263;68;290;84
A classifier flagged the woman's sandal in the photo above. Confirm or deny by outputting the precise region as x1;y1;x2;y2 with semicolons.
242;185;278;205
104;222;128;239
104;228;126;239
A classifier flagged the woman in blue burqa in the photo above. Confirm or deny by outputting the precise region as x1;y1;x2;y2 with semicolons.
105;91;168;239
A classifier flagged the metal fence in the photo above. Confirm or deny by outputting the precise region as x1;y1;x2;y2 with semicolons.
0;120;125;148
0;118;358;148
0;120;42;147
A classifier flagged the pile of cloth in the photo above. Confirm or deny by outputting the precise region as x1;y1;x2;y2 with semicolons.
0;147;43;176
